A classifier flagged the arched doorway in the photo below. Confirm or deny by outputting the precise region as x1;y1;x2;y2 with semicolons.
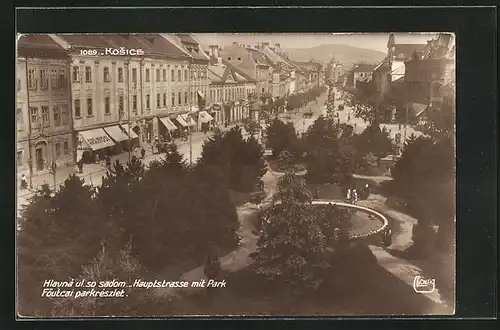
35;141;47;171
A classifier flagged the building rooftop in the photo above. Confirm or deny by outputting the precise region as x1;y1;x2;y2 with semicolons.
18;34;67;51
393;44;426;61
353;64;375;72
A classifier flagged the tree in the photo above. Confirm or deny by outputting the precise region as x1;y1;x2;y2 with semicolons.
304;116;354;184
199;127;266;192
51;242;163;317
276;149;297;172
390;134;455;255
242;117;261;137
252;173;352;295
17;175;106;316
265;118;301;159
354;124;394;159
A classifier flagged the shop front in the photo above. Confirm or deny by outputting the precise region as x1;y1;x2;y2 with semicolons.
77;128;115;163
210;103;223;126
158;116;178;142
118;123;140;149
104;125;133;153
197;110;214;133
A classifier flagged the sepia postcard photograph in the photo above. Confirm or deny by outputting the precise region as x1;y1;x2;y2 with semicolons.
15;32;456;317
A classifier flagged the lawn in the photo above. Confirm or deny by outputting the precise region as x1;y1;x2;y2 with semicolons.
164;246;449;316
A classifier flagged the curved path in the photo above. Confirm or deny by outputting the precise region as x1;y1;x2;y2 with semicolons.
311;199;389;242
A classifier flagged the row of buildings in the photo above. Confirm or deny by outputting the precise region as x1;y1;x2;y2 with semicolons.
339;33;455;126
16;34;325;176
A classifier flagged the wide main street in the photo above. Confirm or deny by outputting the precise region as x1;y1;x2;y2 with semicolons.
16;91;330;213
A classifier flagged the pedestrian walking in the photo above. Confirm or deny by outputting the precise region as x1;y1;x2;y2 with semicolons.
346;188;351;201
95;153;100;164
20;174;28;189
141;147;146;159
77;160;83;174
399;123;402;130
352;189;358;204
383;228;392;247
105;155;111;168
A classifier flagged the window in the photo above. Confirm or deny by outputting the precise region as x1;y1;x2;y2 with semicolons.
163;93;166;107
156;69;160;82
55;143;61;157
157;93;160;108
42;106;50;127
163;69;166;82
119;96;124;116
17;150;23;164
178;92;181;105
61;104;68;125
171;69;175;81
184;92;188;104
228;57;232;61
145;68;150;82
74;99;81;117
171;92;175;106
28;69;37;89
40;69;48;89
262;88;265;93
63;141;69;155
16;108;23;130
53;105;60;126
133;95;137;110
58;69;66;88
103;67;110;83
177;70;181;81
118;68;123;82
17;78;21;91
104;96;110;114
184;70;188;81
132;68;137;83
146;94;150;109
72;67;79;82
237;57;241;61
30;107;38;126
87;98;93;116
85;66;92;82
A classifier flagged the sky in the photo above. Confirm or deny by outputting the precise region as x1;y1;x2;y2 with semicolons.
194;33;438;53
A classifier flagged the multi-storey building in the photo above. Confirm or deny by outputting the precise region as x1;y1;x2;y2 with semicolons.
221;42;271;96
50;33;211;162
403;33;455;122
386;33;427;82
206;46;256;125
16;35;73;176
348;64;375;88
165;34;211;128
293;60;323;88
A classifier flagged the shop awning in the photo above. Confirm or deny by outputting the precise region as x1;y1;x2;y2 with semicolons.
181;114;197;126
197;91;205;99
198;110;214;123
104;125;130;142
176;114;189;127
120;123;139;139
408;103;429;117
79;128;115;151
159;116;178;131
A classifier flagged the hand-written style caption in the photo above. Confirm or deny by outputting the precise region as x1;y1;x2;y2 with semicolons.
41;279;227;298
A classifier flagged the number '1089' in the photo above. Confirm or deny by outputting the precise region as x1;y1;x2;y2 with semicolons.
80;49;99;56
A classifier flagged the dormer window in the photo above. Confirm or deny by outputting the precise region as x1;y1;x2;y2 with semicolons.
228;57;232;61
237;57;241;61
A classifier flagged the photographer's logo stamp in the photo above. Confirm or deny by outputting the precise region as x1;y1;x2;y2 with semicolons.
413;276;436;293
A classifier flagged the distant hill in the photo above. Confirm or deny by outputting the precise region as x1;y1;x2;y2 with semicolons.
282;44;386;69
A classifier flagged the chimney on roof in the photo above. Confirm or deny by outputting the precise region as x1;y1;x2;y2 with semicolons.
232;42;238;46
217;56;222;66
262;42;270;48
275;43;281;54
255;44;259;49
209;44;219;57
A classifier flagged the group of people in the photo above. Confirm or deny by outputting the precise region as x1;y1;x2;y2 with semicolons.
346;184;371;204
